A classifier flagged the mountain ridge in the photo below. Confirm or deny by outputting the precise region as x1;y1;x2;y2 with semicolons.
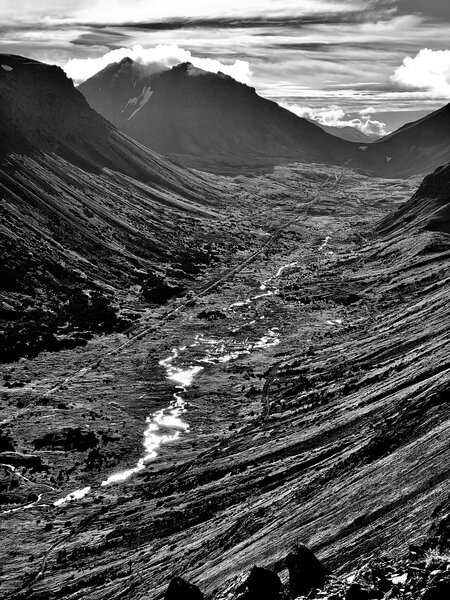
79;57;450;179
78;58;356;174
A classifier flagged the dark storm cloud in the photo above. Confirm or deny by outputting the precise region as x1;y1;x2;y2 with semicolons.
269;41;419;53
92;10;393;33
390;0;450;21
71;30;129;47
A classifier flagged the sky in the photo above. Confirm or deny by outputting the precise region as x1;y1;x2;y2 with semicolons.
1;1;450;134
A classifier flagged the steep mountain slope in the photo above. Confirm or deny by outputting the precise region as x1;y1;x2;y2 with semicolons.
78;59;356;174
377;162;450;234
0;54;231;361
357;103;450;178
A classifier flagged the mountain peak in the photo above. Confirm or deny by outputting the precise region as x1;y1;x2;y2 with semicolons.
79;55;354;174
0;53;108;157
119;56;135;66
171;61;204;75
174;61;194;70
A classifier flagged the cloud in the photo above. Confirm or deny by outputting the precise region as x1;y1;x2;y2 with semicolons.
63;43;252;84
0;0;367;25
393;0;450;21
281;103;389;136
359;106;376;115
391;48;450;97
71;30;129;47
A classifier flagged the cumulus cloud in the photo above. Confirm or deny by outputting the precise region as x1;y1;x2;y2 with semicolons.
64;43;252;84
391;48;450;97
359;106;376;115
281;103;389;136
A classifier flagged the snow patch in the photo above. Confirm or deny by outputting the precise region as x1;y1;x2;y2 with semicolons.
127;86;153;120
318;236;331;251
1;65;13;72
122;96;137;112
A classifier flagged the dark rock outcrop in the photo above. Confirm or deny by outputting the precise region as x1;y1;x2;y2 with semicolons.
422;581;450;600
0;451;45;471
33;428;98;452
0;430;15;452
141;273;186;305
285;544;330;597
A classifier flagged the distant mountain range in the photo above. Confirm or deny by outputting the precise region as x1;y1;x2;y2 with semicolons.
79;58;450;178
78;59;354;174
313;122;379;144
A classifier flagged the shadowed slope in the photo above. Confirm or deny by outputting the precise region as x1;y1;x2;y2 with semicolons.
377;162;450;234
358;103;450;178
0;54;229;361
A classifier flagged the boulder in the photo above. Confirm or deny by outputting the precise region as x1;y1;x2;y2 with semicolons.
345;583;370;600
240;565;283;599
285;544;329;597
422;581;450;600
164;576;203;600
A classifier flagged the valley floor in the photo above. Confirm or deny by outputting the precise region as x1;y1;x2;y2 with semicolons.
1;164;448;599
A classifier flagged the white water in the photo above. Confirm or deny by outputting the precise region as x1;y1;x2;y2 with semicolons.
101;351;200;487
54;487;91;507
0;464;53;514
2;493;44;515
259;261;299;292
46;237;333;508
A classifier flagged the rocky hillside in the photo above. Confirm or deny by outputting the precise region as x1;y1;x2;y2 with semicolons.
0;54;234;362
78;59;355;174
356;103;450;178
377;162;450;235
